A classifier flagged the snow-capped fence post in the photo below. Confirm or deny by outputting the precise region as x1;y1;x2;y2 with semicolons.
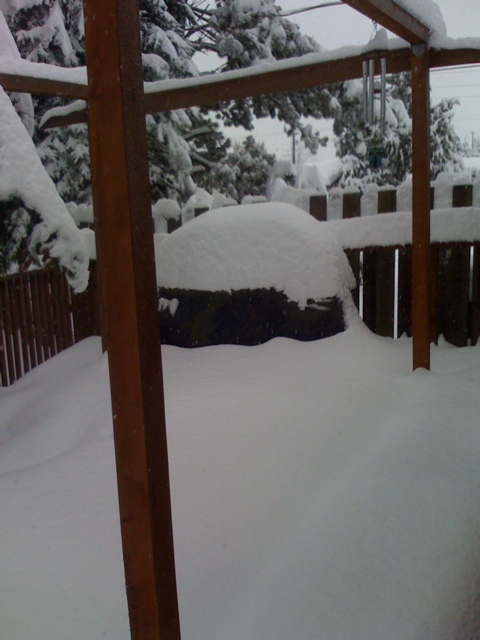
452;183;473;208
194;206;209;217
309;194;327;221
342;190;361;219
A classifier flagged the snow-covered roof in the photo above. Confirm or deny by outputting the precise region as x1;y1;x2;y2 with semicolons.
154;202;355;308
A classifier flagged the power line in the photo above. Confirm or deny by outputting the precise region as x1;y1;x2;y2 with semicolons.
431;64;480;73
279;2;344;17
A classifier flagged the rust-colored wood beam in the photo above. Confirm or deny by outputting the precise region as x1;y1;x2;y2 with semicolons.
411;43;431;370
83;1;181;639
39;46;480;130
0;72;87;99
40;108;87;129
341;0;429;44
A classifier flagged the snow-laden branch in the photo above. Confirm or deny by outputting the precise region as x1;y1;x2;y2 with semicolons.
0;87;89;291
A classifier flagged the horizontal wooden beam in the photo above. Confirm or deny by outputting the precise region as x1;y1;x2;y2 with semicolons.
0;72;88;99
41;108;88;129
39;45;480;130
430;47;480;69
341;0;429;44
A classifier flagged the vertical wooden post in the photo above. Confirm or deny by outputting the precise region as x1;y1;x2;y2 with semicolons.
411;44;431;370
83;2;181;640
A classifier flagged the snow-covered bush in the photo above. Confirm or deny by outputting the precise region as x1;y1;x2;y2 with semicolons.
155;202;356;346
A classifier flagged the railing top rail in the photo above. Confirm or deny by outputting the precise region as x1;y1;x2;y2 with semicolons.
0;264;58;283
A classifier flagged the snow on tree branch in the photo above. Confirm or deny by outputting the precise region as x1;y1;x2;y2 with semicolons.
0;85;88;291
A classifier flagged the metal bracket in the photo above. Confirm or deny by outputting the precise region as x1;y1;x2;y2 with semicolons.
412;43;426;57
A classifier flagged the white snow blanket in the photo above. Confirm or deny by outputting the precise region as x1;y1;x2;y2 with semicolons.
155;202;355;308
324;206;480;248
1;325;480;640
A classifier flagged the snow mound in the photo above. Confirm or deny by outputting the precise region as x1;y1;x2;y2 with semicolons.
155;202;355;308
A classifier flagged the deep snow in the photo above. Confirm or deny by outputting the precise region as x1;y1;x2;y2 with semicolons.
2;321;480;640
154;203;355;308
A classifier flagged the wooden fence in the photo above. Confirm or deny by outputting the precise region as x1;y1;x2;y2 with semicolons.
0;264;100;386
339;183;480;345
2;182;479;385
345;242;480;346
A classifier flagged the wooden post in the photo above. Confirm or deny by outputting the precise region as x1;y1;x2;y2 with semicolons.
83;2;181;640
309;194;327;221
411;44;431;370
375;189;397;337
342;191;361;219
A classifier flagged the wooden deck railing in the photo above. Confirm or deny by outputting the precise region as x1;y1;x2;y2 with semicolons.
344;241;480;346
3;180;479;385
0;264;100;386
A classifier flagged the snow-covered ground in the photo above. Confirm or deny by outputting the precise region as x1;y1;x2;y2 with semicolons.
2;318;480;640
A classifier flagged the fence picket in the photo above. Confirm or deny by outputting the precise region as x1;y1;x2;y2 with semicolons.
7;280;23;378
362;247;377;333
1;280;16;383
429;245;440;344
439;246;471;347
59;272;74;348
21;276;37;370
16;278;31;374
49;269;64;353
375;190;397;338
397;246;412;338
344;249;360;308
30;272;45;366
0;289;8;385
471;245;480;346
43;271;57;356
342;192;361;219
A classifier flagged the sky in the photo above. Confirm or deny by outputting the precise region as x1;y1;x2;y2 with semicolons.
195;0;480;161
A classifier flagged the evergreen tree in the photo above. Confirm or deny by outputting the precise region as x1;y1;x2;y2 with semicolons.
0;197;40;274
5;0;81;65
5;0;205;204
4;0;337;204
199;135;276;201
430;98;466;177
206;0;335;153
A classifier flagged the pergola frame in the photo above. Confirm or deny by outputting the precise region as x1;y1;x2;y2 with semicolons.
1;1;479;638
